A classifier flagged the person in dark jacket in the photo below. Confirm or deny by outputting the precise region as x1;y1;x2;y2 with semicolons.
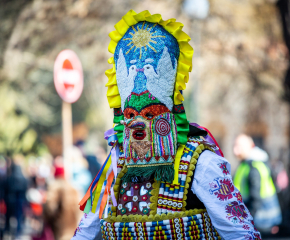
233;134;282;234
0;156;8;239
4;157;28;236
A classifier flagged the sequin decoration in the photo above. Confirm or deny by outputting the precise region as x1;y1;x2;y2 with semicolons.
123;113;177;166
123;22;166;59
114;22;179;75
114;21;179;110
155;118;171;136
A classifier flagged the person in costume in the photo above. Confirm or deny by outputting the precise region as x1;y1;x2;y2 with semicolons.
72;10;261;240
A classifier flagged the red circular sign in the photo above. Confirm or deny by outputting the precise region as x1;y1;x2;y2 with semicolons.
54;49;83;103
155;118;171;136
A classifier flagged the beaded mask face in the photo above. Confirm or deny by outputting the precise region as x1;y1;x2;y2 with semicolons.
123;113;177;165
114;22;179;111
114;21;180;181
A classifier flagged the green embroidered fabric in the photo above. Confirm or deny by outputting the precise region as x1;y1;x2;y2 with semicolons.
113;114;124;144
124;92;162;112
174;111;189;145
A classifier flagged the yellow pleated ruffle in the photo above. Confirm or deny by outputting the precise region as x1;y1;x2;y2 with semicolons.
105;10;194;108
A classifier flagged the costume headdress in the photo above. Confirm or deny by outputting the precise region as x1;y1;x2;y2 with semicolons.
105;10;193;183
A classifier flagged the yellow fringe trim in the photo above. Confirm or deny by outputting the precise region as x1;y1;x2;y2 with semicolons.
149;180;160;215
105;208;206;223
111;165;128;217
105;10;194;108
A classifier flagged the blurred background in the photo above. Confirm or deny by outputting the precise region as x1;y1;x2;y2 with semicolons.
0;0;290;239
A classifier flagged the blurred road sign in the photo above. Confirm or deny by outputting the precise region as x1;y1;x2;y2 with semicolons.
54;49;83;103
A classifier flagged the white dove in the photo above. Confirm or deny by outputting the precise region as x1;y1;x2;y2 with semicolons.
144;46;177;111
116;49;137;110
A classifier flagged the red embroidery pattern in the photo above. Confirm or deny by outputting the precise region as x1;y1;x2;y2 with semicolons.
209;178;235;201
243;224;250;230
251;220;258;231
244;231;262;240
234;192;243;203
225;201;248;223
218;162;230;175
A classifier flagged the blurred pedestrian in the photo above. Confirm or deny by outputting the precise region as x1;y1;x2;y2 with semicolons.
75;140;101;178
27;159;50;238
233;134;282;234
4;157;28;237
43;162;80;240
65;147;92;197
0;156;7;239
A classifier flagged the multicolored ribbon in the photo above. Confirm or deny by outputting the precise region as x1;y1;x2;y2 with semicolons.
104;128;119;207
79;127;119;216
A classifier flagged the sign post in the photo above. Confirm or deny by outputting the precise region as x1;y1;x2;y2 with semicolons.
54;49;83;180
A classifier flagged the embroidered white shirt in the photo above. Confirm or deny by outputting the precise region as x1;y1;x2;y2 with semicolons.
192;150;261;240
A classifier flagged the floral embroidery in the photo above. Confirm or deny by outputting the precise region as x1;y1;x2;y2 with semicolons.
243;224;250;230
118;204;123;210
254;233;262;240
218;163;229;175
142;208;149;214
73;218;85;237
132;206;138;212
142;195;148;201
73;227;81;237
133;196;138;202
209;178;234;201
251;220;258;231
121;208;126;214
233;192;243;203
244;231;262;240
133;184;140;190
225;201;248;224
146;182;152;188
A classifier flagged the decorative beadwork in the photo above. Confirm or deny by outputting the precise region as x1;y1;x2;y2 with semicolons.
101;212;221;240
173;104;185;113
114;21;179;111
114;108;123;116
123;113;177;166
155;118;171;136
110;137;218;219
117;180;153;216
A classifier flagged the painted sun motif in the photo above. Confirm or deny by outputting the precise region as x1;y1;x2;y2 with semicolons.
123;22;165;59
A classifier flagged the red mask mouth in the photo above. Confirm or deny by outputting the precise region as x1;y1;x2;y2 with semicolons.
132;130;146;140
